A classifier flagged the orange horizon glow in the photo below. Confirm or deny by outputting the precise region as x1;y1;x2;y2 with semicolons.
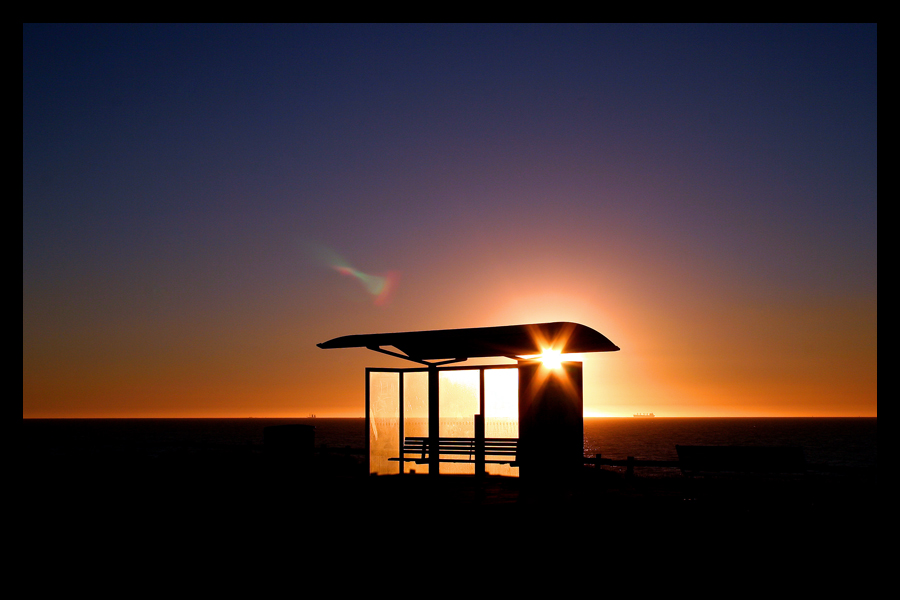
20;412;878;419
22;321;877;419
22;341;877;419
22;227;877;420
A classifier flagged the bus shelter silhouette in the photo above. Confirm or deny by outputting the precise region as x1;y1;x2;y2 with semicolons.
318;322;619;478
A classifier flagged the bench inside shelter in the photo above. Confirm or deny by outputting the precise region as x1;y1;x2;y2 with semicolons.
390;436;519;466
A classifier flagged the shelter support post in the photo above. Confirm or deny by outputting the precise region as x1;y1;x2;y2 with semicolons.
474;413;485;477
428;365;440;476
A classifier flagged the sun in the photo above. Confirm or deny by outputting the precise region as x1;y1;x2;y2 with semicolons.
540;348;563;370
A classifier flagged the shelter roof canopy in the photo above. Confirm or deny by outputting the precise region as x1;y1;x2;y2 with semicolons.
317;322;619;361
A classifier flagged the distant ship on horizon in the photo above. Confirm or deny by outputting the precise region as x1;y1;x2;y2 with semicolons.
633;412;655;417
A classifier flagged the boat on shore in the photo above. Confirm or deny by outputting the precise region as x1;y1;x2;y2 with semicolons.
633;413;655;417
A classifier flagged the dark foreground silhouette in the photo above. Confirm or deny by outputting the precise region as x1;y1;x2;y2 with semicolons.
21;433;876;524
19;421;878;589
19;440;881;594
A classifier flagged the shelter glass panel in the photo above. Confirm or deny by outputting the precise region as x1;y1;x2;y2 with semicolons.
368;371;399;476
402;371;429;474
484;368;519;477
438;369;479;474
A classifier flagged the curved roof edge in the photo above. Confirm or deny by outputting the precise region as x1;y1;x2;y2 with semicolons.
317;321;619;360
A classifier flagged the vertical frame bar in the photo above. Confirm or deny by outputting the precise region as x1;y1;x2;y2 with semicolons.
365;367;371;476
479;367;486;416
398;371;404;475
475;367;486;477
428;365;440;476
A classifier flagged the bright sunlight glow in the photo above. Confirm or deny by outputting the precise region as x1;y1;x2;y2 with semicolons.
540;348;563;370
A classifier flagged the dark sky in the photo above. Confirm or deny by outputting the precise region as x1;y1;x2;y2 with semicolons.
23;24;877;417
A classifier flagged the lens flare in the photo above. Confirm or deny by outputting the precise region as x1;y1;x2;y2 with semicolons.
309;243;399;306
333;266;399;305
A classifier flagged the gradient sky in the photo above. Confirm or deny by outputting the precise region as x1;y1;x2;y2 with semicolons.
23;24;877;418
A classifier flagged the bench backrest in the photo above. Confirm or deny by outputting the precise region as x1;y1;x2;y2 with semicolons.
402;437;517;456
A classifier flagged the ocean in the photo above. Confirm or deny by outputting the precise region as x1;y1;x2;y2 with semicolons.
21;416;877;474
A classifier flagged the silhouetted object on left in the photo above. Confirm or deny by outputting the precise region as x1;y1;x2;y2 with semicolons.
318;322;619;479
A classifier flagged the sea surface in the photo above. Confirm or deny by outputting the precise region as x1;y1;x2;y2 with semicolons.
21;417;876;475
